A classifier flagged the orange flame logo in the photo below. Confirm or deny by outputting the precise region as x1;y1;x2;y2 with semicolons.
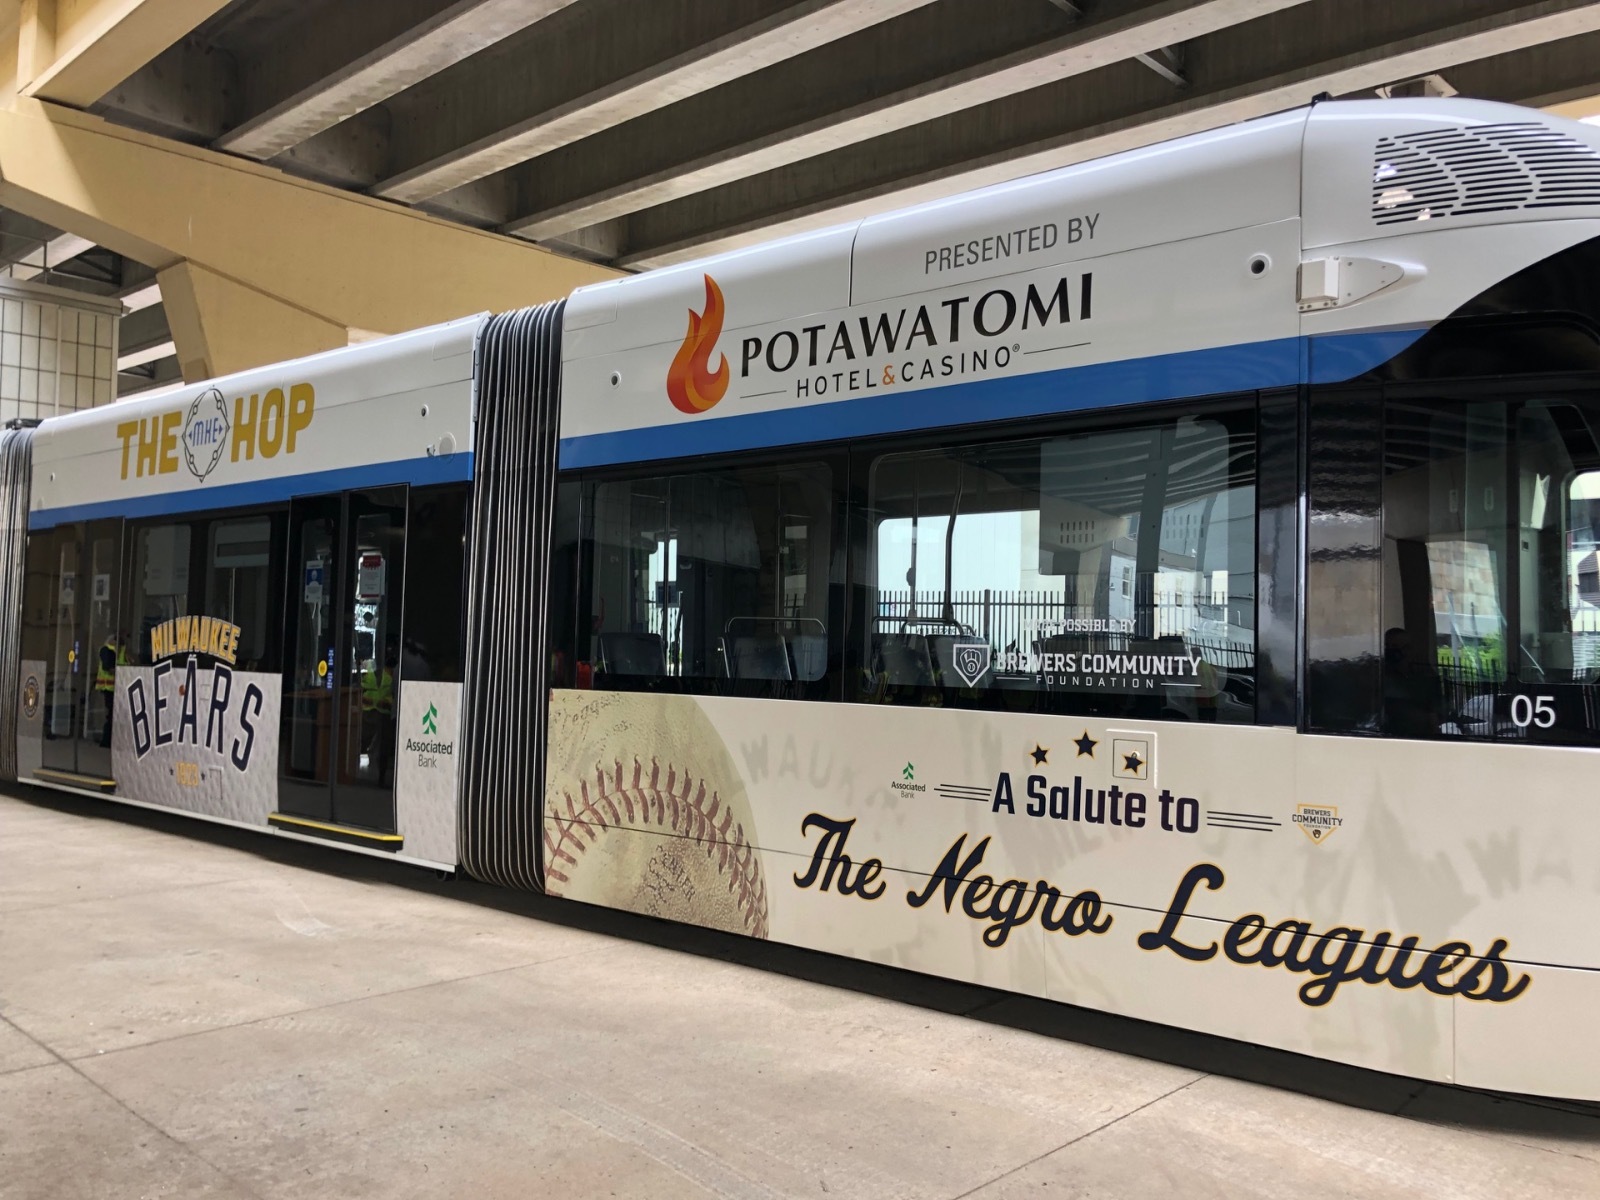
667;274;730;414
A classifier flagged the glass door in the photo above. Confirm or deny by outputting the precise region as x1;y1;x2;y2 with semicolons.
278;488;407;831
336;488;407;830
36;518;124;784
280;495;341;819
39;526;81;774
78;520;123;780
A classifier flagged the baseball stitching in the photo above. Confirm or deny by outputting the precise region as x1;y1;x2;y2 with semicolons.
545;754;770;938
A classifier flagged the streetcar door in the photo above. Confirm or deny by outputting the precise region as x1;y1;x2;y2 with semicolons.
35;518;122;788
278;488;407;833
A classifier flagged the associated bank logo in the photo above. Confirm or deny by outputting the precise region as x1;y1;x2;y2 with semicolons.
405;699;453;764
892;759;925;794
667;274;729;414
181;387;230;481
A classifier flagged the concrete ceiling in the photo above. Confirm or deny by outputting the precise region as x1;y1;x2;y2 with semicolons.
9;0;1600;393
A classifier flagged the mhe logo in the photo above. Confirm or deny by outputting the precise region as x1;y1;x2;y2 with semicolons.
182;388;230;481
666;274;729;414
116;382;316;481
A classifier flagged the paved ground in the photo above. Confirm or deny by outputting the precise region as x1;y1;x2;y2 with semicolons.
2;787;1599;1200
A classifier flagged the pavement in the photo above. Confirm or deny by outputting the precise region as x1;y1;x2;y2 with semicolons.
2;785;1599;1200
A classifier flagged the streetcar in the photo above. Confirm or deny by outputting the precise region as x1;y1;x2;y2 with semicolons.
4;96;1600;1100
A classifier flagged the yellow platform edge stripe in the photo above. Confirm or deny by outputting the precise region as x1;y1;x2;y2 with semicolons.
267;813;404;843
33;768;116;788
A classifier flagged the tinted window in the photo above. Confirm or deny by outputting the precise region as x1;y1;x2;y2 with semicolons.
205;515;284;671
127;521;196;664
861;406;1257;721
1382;393;1600;743
401;484;467;682
571;461;837;698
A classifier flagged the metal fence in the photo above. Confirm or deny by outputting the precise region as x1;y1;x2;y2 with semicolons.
875;588;1253;668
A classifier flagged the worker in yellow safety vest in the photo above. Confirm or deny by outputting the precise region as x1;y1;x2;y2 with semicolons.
360;648;397;785
96;633;129;748
360;660;394;716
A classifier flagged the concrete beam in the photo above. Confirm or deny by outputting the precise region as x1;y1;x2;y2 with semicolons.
157;260;344;382
2;230;93;279
372;0;941;204
617;0;1600;268
1134;44;1188;89
0;208;66;267
17;0;231;108
116;294;166;350
117;351;180;395
1437;26;1600;111
498;0;1311;242
117;277;160;311
0;98;615;367
91;33;233;143
215;0;582;161
115;335;171;370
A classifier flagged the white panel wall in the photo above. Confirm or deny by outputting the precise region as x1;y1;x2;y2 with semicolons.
0;279;119;425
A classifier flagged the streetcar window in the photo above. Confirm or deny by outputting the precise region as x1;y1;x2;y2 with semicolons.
400;484;468;682
204;515;284;672
862;405;1257;721
129;522;194;664
572;461;836;698
1380;396;1600;744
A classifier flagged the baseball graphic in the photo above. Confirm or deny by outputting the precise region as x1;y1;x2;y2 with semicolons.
543;691;768;938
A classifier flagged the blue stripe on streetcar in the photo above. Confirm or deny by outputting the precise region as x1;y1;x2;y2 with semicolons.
558;327;1429;469
29;452;474;530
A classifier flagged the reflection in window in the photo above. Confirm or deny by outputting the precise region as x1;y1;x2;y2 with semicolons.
401;485;468;682
205;517;280;671
581;463;833;694
131;523;192;664
1382;397;1600;743
865;407;1257;721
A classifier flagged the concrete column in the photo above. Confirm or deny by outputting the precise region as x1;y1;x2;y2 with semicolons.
157;262;347;384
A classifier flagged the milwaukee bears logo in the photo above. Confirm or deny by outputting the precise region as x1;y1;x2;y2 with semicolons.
667;274;730;414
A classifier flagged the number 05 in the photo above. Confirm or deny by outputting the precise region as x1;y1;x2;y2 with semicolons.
1510;694;1557;729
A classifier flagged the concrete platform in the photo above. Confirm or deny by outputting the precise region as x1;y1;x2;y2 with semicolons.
3;786;1598;1200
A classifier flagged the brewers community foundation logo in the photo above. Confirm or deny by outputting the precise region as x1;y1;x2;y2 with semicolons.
667;274;729;414
1293;803;1342;844
951;639;991;687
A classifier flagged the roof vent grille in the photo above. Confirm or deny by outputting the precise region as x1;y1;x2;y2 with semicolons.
1372;122;1600;225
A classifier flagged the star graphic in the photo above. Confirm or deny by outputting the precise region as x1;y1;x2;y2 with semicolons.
1030;744;1049;765
1123;752;1143;774
1074;731;1097;757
